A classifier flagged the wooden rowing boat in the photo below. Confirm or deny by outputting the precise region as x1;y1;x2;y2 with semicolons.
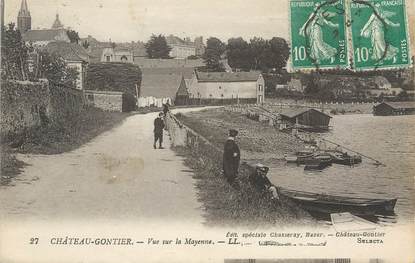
331;212;378;231
304;161;331;170
278;187;397;216
326;150;362;166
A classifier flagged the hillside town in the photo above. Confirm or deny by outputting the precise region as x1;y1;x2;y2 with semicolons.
2;0;414;113
1;1;415;261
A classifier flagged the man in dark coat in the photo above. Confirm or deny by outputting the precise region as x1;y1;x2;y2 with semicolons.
249;164;279;200
154;112;165;149
223;129;240;187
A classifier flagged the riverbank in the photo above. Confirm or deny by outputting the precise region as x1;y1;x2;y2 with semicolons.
175;108;306;159
173;108;316;227
1;106;130;185
265;98;375;115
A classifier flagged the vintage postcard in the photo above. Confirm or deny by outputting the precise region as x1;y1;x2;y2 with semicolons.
0;0;414;262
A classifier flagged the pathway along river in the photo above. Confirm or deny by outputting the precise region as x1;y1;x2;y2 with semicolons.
268;114;415;224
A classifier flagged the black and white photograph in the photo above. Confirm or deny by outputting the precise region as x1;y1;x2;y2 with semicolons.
0;0;414;262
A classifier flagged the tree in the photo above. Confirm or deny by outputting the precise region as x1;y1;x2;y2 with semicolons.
249;37;290;72
1;23;30;80
1;24;78;87
267;37;290;72
36;50;78;87
226;37;290;72
227;37;251;71
66;29;80;44
202;37;226;72
86;62;142;111
145;34;171;59
249;37;268;71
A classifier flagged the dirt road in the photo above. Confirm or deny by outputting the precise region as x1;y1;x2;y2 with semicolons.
0;108;206;225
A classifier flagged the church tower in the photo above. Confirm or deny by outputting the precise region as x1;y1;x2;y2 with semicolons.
17;0;31;33
52;13;63;29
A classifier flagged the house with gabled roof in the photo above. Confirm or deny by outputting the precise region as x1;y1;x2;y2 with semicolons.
373;101;415;116
188;71;265;104
138;73;188;107
44;41;90;90
279;108;331;131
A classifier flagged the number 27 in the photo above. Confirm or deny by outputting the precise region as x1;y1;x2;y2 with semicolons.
29;237;39;245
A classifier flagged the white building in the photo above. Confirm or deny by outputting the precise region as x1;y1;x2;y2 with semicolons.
100;47;134;63
188;71;265;104
166;35;197;59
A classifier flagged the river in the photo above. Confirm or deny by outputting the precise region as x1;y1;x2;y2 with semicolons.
268;114;415;224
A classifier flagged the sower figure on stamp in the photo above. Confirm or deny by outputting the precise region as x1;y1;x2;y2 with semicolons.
223;129;240;189
154;112;165;149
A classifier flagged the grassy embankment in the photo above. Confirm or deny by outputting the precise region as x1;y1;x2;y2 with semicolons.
1;106;130;185
174;108;316;228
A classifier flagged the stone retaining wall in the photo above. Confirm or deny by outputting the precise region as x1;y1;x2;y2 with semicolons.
165;111;312;225
1;80;50;138
49;83;85;120
1;79;85;140
166;112;266;184
85;90;123;112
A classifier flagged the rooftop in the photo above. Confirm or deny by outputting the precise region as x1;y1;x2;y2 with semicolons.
23;28;68;42
140;73;185;98
280;108;331;119
377;101;415;109
44;41;90;62
141;67;194;79
195;71;261;82
166;35;195;46
134;58;204;69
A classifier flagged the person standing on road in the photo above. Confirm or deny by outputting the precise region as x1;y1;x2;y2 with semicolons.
162;103;170;130
154;112;165;149
162;103;169;116
223;129;240;188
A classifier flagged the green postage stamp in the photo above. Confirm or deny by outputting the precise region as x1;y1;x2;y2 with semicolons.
349;0;411;70
290;0;349;70
290;0;411;71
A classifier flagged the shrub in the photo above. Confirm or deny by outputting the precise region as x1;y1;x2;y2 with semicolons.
86;62;142;97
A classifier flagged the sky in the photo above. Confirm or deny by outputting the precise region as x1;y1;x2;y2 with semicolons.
4;0;414;50
4;0;290;42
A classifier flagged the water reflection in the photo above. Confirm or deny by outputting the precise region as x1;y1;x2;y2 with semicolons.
268;114;415;224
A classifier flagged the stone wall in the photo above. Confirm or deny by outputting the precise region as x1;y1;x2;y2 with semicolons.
166;112;263;177
0;79;85;139
0;80;50;138
165;112;312;226
49;83;85;120
187;98;257;106
85;90;123;112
